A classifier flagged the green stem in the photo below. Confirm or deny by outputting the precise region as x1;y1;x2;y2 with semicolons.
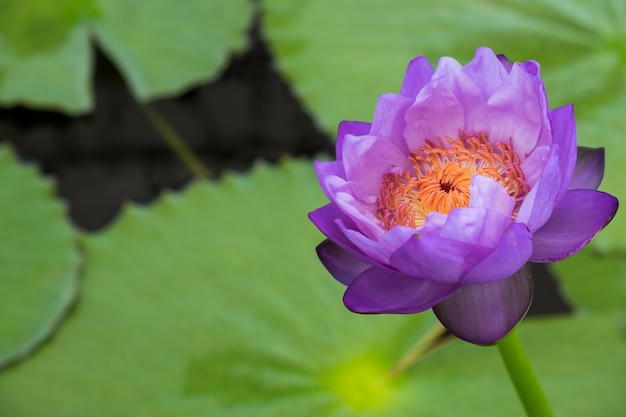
139;103;209;178
387;322;448;378
497;329;554;417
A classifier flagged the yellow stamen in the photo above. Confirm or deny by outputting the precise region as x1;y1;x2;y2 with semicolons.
377;131;528;229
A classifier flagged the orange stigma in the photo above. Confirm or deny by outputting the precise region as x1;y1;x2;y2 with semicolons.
377;131;529;229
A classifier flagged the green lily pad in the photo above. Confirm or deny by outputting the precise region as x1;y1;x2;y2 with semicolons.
0;160;431;416
262;0;626;252
0;23;92;112
0;0;253;112
551;246;626;312
92;0;253;101
0;146;80;368
0;160;623;416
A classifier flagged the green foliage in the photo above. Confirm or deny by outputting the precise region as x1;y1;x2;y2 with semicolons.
0;0;99;56
415;314;626;417
263;0;626;252
552;247;626;312
92;0;253;100
0;161;623;416
0;0;252;112
0;25;92;112
0;147;80;368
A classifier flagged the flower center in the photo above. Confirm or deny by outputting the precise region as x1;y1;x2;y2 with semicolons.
377;131;528;229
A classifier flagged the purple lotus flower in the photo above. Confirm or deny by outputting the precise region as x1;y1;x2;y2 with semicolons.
309;47;618;345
